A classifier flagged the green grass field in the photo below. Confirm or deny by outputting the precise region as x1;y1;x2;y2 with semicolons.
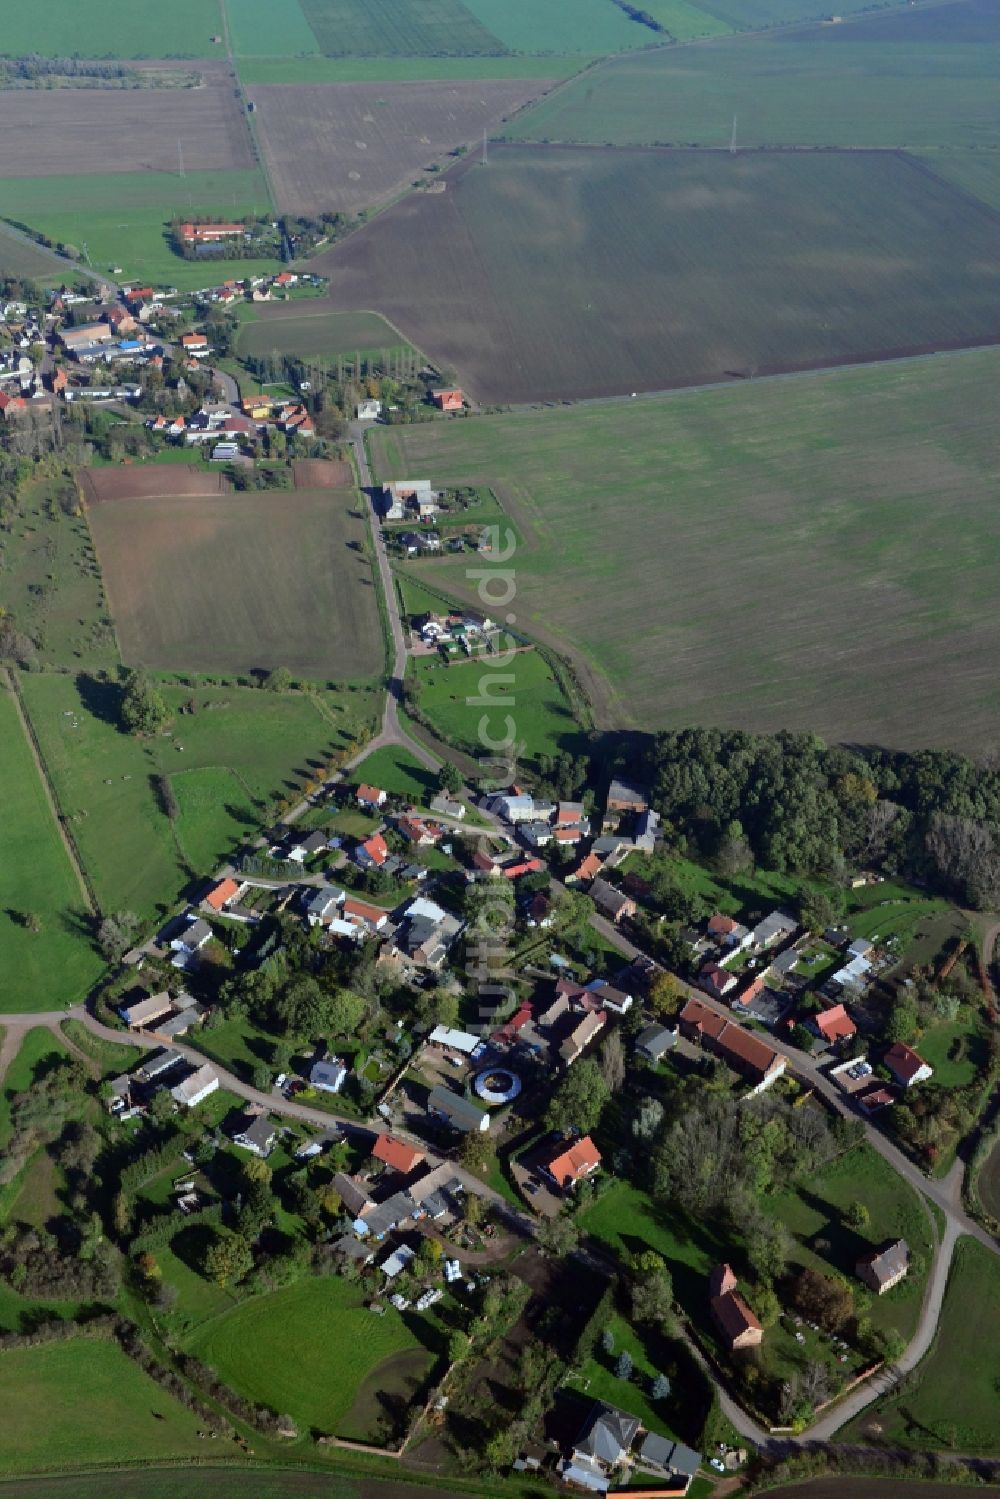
918;148;1000;213
849;1237;1000;1450
765;1144;933;1340
371;348;1000;751
186;1276;432;1433
410;649;581;768
297;0;506;56
506;41;1000;149
87;486;383;680
348;743;439;801
236;308;414;364
0;0;224;57
2;479;117;672
237;54;589;81
461;0;655;52
566;1313;682;1440
225;0;321;56
0;226;63;282
0;1029;70;1151
20;673;380;918
0;1338;208;1473
0;685;103;1013
0;170;276;289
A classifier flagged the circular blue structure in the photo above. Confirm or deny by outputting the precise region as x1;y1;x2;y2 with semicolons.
473;1067;522;1105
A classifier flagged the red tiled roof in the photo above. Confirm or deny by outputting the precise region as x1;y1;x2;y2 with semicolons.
357;783;383;804
360;833;388;865
708;1263;738;1298
343;897;386;925
544;1135;602;1188
680;997;782;1081
570;852;604;883
553;825;582;843
884;1041;928;1083
711;1289;761;1344
708;913;739;936
372;1133;424;1175
815;1003;856;1042
205;877;239;911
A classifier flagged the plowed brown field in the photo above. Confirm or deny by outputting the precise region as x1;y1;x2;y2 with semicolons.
80;466;231;504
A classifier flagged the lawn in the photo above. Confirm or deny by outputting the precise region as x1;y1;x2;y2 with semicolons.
20;672;380;918
565;1313;683;1442
0;0;224;57
410;649;581;769
580;1180;726;1314
370;346;1000;751
60;1018;137;1074
87;486;383;680
847;1236;1000;1451
0;1338;207;1474
236;308;415;364
0;684;103;1014
186;1275;433;1433
505;38;1000;149
0;170;276;289
764;1143;934;1341
348;743;440;802
918;1018;989;1090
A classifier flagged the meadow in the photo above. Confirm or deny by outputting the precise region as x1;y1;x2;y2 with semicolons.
186;1277;433;1434
409;649;582;768
848;1237;1000;1451
460;0;655;52
318;145;1000;403
371;347;1000;750
87;486;383;679
224;0;321;56
0;685;103;1013
0;170;277;289
20;673;380;918
297;0;507;56
0;0;223;57
237;55;588;81
0;226;62;282
0;1339;207;1473
505;39;1000;150
348;743;440;801
236;307;414;364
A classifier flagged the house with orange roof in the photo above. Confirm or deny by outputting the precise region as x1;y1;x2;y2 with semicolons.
567;850;605;885
812;1003;856;1046
884;1041;933;1088
709;1263;763;1351
356;783;386;810
432;388;464;411
341;897;389;933
372;1133;425;1176
541;1135;602;1191
203;877;243;913
355;832;389;869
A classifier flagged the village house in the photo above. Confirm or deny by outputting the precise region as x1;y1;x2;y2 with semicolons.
355;831;390;869
356;398;381;421
381;478;437;521
393;896;463;970
698;961;738;1000
356;783;387;810
341;897;389;935
561;1403;641;1491
288;830;328;865
232;1111;277;1158
310;1056;348;1093
635;1433;702;1490
811;1002;857;1046
118;991;174;1029
590;877;636;925
567;850;606;885
559;1008;607;1066
856;1238;909;1294
883;1041;934;1088
605;778;649;815
202;876;244;914
372;1133;425;1176
178;222;246;244
541;1135;602;1191
169;1062;219;1109
304;886;346;928
427;1084;490;1134
432;388;464;411
430;792;465;820
709;1263;764;1351
635;1022;677;1065
679;998;787;1092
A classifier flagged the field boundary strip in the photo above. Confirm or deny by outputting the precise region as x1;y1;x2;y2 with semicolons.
2;669;96;916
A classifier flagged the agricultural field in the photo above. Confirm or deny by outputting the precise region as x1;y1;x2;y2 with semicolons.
316;145;1000;403
2;477;117;670
224;0;321;57
0;85;255;180
918;148;1000;213
20;672;380;918
0;169;276;289
0;1474;464;1499
371;347;1000;749
504;39;1000;149
248;79;554;216
408;649;582;768
0;685;103;1013
0;0;224;57
0;225;62;282
236;306;415;364
239;56;591;82
694;0;907;27
85;480;383;679
186;1277;434;1435
849;1237;1000;1451
460;0;659;52
801;0;1000;42
0;1338;207;1474
297;0;507;57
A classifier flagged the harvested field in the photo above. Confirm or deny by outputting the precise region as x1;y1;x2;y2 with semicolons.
315;144;1000;403
80;466;231;503
0;0;224;58
799;0;1000;40
248;79;554;215
0;85;254;179
88;486;383;678
292;457;353;487
371;347;1000;751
